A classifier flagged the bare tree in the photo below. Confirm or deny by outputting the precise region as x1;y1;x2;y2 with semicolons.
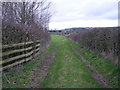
2;0;53;59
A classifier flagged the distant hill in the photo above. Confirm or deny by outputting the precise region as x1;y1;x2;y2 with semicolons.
48;27;119;35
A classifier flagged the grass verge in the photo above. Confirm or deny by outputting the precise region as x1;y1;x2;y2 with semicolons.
2;36;58;88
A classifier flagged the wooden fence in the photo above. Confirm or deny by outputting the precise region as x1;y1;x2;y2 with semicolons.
0;40;40;71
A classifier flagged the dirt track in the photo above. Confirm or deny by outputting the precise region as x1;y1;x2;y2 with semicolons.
28;46;59;88
72;47;111;88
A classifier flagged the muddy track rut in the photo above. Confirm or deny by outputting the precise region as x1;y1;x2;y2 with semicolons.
72;47;112;88
27;46;60;88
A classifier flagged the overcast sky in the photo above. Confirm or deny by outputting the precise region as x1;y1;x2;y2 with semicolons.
49;0;119;30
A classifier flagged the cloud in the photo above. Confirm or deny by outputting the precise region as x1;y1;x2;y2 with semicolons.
49;19;118;29
81;1;118;19
49;0;119;29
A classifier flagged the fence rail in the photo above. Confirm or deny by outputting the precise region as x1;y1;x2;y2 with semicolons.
0;40;40;71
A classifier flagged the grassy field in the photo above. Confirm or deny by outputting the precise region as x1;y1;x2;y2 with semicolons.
2;35;119;88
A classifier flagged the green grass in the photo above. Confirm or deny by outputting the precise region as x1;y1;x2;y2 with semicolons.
41;35;103;88
2;36;58;88
3;35;118;88
70;41;119;88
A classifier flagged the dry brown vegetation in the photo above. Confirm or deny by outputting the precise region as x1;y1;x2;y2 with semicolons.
69;28;119;63
2;1;52;51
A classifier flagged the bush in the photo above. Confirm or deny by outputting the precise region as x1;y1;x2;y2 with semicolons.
69;27;119;63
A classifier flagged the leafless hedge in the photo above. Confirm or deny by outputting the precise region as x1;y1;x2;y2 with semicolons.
69;28;119;63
